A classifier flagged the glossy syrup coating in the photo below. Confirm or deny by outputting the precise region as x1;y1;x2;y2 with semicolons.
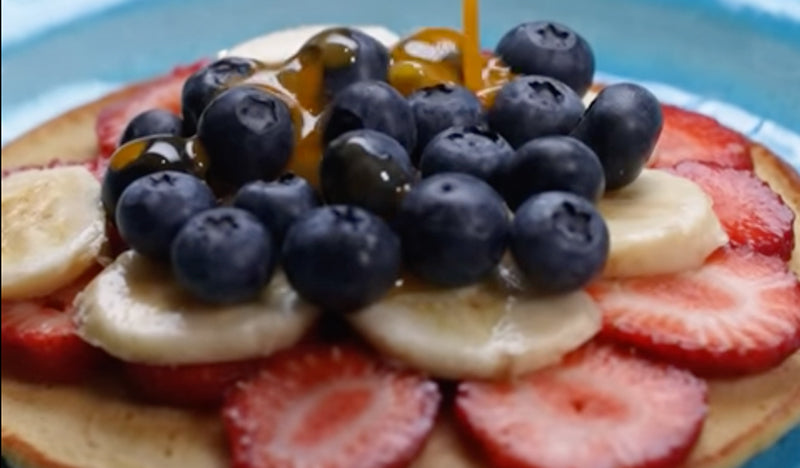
321;129;415;219
101;136;209;216
174;27;517;188
389;28;512;101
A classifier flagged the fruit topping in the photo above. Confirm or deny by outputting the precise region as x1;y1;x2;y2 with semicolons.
182;57;259;136
197;85;295;189
124;358;265;407
172;207;276;304
115;171;216;262
320;129;415;219
309;27;391;98
598;169;728;277
495;21;595;96
419;125;513;190
96;60;206;157
650;104;752;170
588;247;800;376
488;75;584;148
571;83;663;190
396;173;510;287
670;161;795;260
2;166;107;300
322;80;418;153
75;251;318;364
222;345;440;468
501;135;605;209
350;280;601;379
101;135;209;215
233;173;320;246
2;271;107;383
282;205;401;312
511;191;609;293
456;343;708;468
84;24;748;314
408;83;485;157
119;109;183;147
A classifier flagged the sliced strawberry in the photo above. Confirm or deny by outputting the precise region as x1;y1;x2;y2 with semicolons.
456;343;707;468
670;161;795;260
124;359;265;407
588;247;800;376
649;105;752;170
95;60;207;158
1;269;107;383
222;345;440;468
85;154;110;180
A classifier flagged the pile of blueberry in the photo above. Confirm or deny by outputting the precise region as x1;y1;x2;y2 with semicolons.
106;21;663;310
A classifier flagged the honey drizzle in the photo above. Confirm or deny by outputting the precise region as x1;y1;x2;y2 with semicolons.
215;26;513;186
462;0;482;92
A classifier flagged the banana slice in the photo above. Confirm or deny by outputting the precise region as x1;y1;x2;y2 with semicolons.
599;169;728;278
222;25;400;62
1;166;106;300
75;251;319;365
349;280;601;380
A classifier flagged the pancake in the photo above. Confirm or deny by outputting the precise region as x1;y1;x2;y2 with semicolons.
2;81;799;468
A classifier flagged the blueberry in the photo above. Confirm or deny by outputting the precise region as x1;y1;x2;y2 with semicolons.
321;129;415;219
408;84;485;159
171;207;275;304
488;76;584;148
496;21;595;96
571;83;662;190
306;28;390;98
119;109;183;147
396;173;509;287
502;136;605;209
115;171;216;261
233;173;319;246
419;125;513;190
282;205;401;312
182;57;258;135
197;86;294;190
511;191;609;293
102;136;209;216
321;80;417;153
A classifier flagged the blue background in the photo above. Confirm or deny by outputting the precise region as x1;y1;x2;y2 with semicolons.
1;1;798;467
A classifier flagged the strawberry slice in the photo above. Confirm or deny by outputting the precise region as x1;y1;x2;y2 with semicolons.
222;345;441;468
649;105;752;170
588;247;800;376
95;60;207;158
124;359;265;407
670;161;795;260
456;343;707;468
85;154;110;180
1;269;107;383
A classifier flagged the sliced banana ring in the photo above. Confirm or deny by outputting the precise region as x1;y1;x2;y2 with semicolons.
599;169;728;278
75;251;319;365
2;166;107;300
349;280;601;380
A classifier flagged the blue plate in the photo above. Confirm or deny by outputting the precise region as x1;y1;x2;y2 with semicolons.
1;1;799;467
